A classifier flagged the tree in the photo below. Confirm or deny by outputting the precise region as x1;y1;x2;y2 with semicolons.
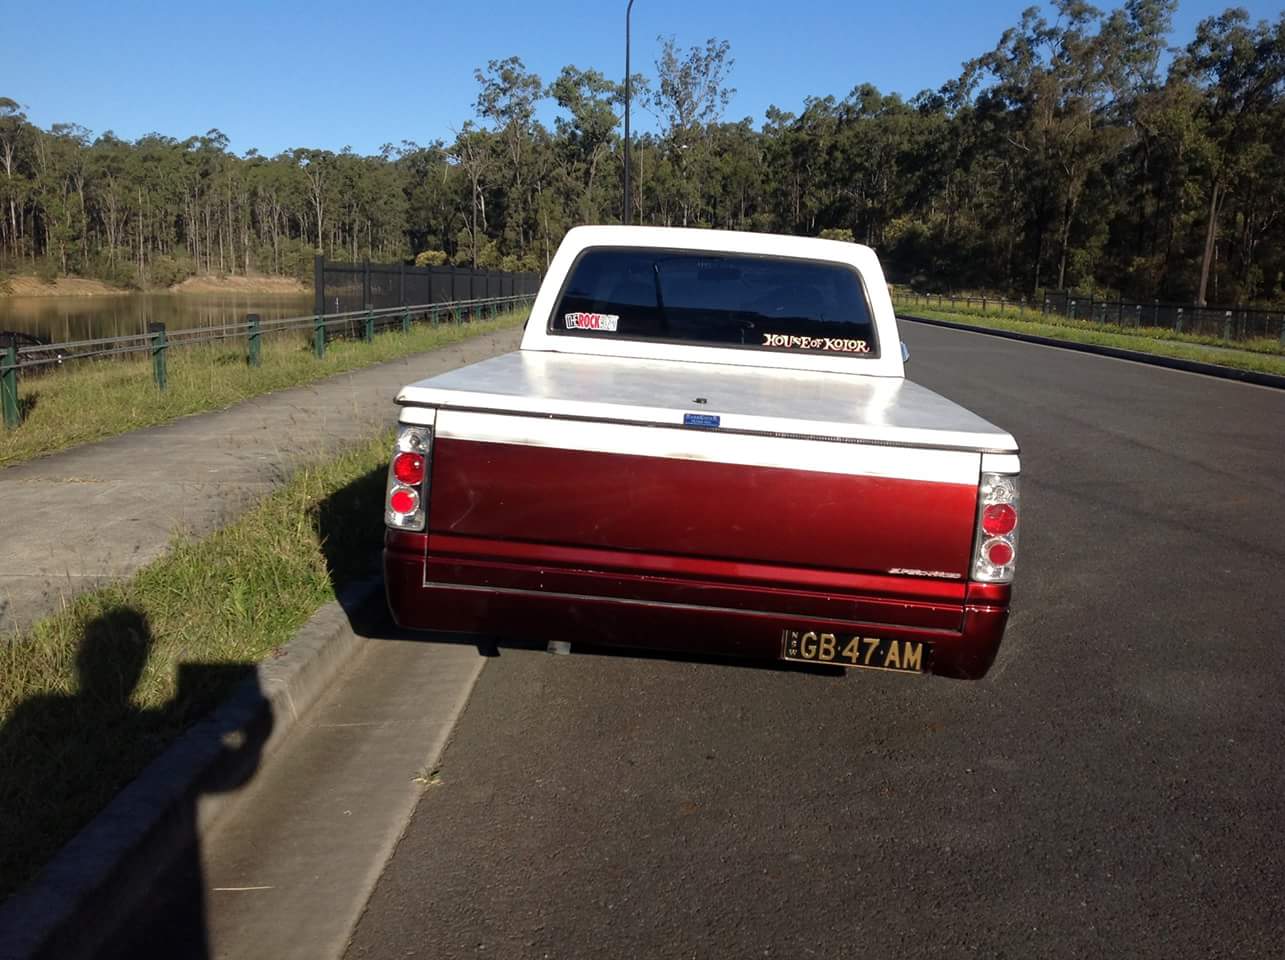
1175;9;1285;303
650;36;736;226
549;66;621;223
474;57;544;254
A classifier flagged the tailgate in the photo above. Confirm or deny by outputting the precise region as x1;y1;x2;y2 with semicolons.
425;409;980;581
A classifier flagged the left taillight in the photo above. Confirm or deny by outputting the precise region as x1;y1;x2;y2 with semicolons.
971;472;1019;583
385;425;432;530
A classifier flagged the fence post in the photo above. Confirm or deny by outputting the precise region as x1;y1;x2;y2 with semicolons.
149;322;168;390
314;254;325;319
1;344;18;429
982;297;987;312
364;309;374;343
247;314;261;367
313;315;326;358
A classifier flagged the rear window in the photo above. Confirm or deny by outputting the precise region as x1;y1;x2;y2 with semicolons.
549;248;878;357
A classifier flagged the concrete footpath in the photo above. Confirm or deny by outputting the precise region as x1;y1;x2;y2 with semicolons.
98;607;489;960
0;326;523;634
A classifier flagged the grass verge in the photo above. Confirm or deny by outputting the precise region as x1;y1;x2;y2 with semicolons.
1;310;525;467
894;304;1285;377
0;432;391;899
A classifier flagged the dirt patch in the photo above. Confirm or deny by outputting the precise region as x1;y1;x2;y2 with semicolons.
169;274;308;295
1;276;129;297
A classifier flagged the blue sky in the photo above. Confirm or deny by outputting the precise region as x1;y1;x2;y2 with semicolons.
2;0;1278;156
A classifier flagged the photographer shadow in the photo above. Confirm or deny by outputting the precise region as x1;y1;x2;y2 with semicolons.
0;608;273;959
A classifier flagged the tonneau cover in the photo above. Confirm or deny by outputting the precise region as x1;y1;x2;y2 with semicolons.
397;351;1018;455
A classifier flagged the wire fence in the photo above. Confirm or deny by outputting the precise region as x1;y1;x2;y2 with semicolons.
0;294;534;429
892;290;1285;347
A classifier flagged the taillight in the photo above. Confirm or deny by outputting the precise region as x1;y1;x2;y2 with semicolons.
385;425;432;530
972;472;1019;583
393;452;425;485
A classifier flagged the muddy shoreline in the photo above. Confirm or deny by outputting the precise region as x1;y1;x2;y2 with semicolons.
2;274;307;298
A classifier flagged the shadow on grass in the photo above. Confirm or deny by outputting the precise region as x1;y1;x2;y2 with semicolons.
17;391;37;420
313;462;388;594
0;608;272;958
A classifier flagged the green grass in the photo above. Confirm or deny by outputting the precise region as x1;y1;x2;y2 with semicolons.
893;301;1285;377
1;311;526;467
0;432;393;898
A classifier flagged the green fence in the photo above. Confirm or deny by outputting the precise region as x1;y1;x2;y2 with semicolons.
0;294;534;430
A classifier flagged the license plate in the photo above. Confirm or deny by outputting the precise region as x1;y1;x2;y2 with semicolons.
780;629;928;674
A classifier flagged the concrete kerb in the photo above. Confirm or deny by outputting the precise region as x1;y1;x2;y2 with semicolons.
0;577;383;960
898;314;1285;390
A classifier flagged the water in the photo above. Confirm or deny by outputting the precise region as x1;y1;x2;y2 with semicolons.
0;293;315;343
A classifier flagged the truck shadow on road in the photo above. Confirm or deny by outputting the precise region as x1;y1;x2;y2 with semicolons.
0;607;273;959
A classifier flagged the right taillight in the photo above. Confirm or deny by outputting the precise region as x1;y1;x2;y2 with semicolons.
385;425;432;530
972;472;1019;583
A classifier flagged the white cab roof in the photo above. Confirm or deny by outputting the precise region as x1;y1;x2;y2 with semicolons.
519;225;906;378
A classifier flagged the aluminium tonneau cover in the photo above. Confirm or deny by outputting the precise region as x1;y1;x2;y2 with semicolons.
396;350;1019;456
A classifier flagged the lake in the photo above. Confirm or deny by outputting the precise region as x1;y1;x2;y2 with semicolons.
0;293;315;343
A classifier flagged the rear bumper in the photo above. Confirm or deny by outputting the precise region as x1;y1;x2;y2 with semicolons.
384;532;1009;679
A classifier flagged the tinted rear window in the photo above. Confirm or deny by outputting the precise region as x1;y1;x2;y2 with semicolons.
550;248;878;357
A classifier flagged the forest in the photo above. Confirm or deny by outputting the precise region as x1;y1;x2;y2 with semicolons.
1;0;1283;305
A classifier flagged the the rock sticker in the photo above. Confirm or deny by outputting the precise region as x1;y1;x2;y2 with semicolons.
565;312;620;332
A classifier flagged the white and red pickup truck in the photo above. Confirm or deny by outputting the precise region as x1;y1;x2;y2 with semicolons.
383;226;1020;678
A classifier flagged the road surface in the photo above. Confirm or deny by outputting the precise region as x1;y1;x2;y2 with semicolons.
344;322;1285;958
107;322;1285;959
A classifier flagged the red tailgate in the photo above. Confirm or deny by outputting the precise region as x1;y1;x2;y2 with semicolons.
427;435;979;580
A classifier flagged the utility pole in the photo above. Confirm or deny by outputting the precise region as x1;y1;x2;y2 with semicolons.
623;0;636;224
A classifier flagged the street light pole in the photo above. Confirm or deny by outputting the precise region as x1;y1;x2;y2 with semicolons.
623;0;636;224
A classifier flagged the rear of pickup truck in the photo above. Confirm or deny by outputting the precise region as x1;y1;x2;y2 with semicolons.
383;227;1020;679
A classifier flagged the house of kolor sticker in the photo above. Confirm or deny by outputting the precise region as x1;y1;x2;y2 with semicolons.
762;333;871;353
565;312;620;332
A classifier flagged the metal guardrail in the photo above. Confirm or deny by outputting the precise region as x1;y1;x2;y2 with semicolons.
893;291;1285;347
0;294;534;429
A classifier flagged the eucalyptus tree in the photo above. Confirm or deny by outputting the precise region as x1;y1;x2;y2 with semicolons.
650;35;735;226
474;57;544;254
549;66;621;224
1175;9;1285;303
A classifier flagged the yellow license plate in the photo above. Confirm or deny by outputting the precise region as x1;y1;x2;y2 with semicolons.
781;629;928;673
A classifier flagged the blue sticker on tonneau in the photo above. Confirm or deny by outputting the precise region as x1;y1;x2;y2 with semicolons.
683;413;721;429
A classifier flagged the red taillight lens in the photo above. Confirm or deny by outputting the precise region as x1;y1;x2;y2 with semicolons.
389;487;418;514
984;538;1014;566
982;503;1017;536
393;452;425;485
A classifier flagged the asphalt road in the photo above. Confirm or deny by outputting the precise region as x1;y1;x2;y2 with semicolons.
342;325;1285;959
